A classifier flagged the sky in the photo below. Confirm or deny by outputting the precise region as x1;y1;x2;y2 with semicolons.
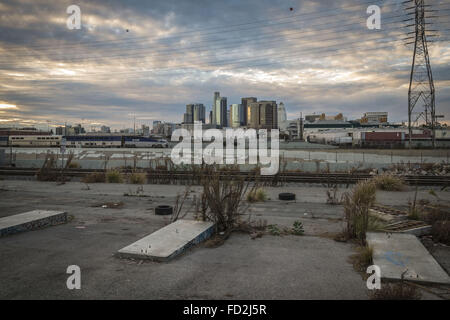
0;0;449;131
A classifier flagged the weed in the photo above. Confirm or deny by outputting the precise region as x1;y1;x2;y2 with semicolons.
200;166;257;233
247;188;267;202
291;221;305;235
106;170;123;183
342;180;377;243
350;245;373;272
326;185;342;205
431;220;450;245
267;224;281;236
372;174;405;191
369;282;421;300
367;216;386;232
67;162;80;169
128;172;147;184
82;172;105;183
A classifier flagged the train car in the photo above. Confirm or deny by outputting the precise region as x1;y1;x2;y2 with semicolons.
360;132;405;148
9;135;62;147
65;135;122;148
0;136;8;147
123;136;169;148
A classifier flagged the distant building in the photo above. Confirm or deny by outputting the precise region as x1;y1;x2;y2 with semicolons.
152;122;176;138
0;127;50;136
230;104;245;128
141;124;150;136
360;112;388;124
214;96;228;127
278;102;287;126
193;104;205;123
56;125;77;136
100;126;111;133
305;114;321;123
282;119;304;140
247;101;278;130
212;92;220;125
184;103;205;124
184;104;194;124
241;97;257;125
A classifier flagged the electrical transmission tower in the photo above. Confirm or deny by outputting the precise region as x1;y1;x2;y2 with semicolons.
404;0;436;148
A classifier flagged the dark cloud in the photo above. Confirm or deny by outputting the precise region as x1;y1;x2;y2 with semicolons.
0;0;449;129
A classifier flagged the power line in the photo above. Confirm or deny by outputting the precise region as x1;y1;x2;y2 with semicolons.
0;14;410;64
11;35;407;81
1;0;391;51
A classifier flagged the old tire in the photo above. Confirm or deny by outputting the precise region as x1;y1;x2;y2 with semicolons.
279;193;296;201
155;205;173;215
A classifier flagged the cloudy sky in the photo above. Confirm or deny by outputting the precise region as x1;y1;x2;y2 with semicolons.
0;0;449;131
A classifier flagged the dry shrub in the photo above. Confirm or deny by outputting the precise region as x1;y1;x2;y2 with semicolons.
422;207;450;224
128;172;147;184
372;174;405;191
350;245;373;272
106;170;123;183
67;162;80;169
432;220;450;245
342;180;377;243
82;172;105;183
326;185;342;205
246;188;267;202
367;216;386;232
200;166;256;233
36;152;58;181
171;187;192;223
369;282;421;300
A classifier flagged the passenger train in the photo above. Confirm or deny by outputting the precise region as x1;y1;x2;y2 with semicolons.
4;135;169;148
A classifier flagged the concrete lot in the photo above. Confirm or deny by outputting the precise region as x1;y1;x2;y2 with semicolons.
0;180;449;299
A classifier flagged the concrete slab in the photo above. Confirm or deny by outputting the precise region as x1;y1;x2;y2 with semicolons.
367;232;450;285
117;219;215;261
0;210;67;237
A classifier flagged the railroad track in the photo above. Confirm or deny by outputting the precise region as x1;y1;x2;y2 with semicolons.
0;167;449;186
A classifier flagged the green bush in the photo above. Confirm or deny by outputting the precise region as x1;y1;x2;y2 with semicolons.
106;170;123;183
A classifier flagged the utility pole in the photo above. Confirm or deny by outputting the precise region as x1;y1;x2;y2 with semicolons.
404;0;437;148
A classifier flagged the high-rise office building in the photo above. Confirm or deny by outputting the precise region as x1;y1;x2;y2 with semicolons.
241;97;257;125
230;104;245;128
212;92;220;125
278;102;287;126
184;103;205;124
185;104;194;124
247;101;278;130
214;96;227;127
193;104;205;123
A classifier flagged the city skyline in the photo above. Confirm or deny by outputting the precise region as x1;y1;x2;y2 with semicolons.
0;0;449;130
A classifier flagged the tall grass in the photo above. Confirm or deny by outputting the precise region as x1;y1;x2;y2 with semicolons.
372;173;405;191
106;170;123;183
128;172;147;184
246;188;267;202
342;180;377;243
